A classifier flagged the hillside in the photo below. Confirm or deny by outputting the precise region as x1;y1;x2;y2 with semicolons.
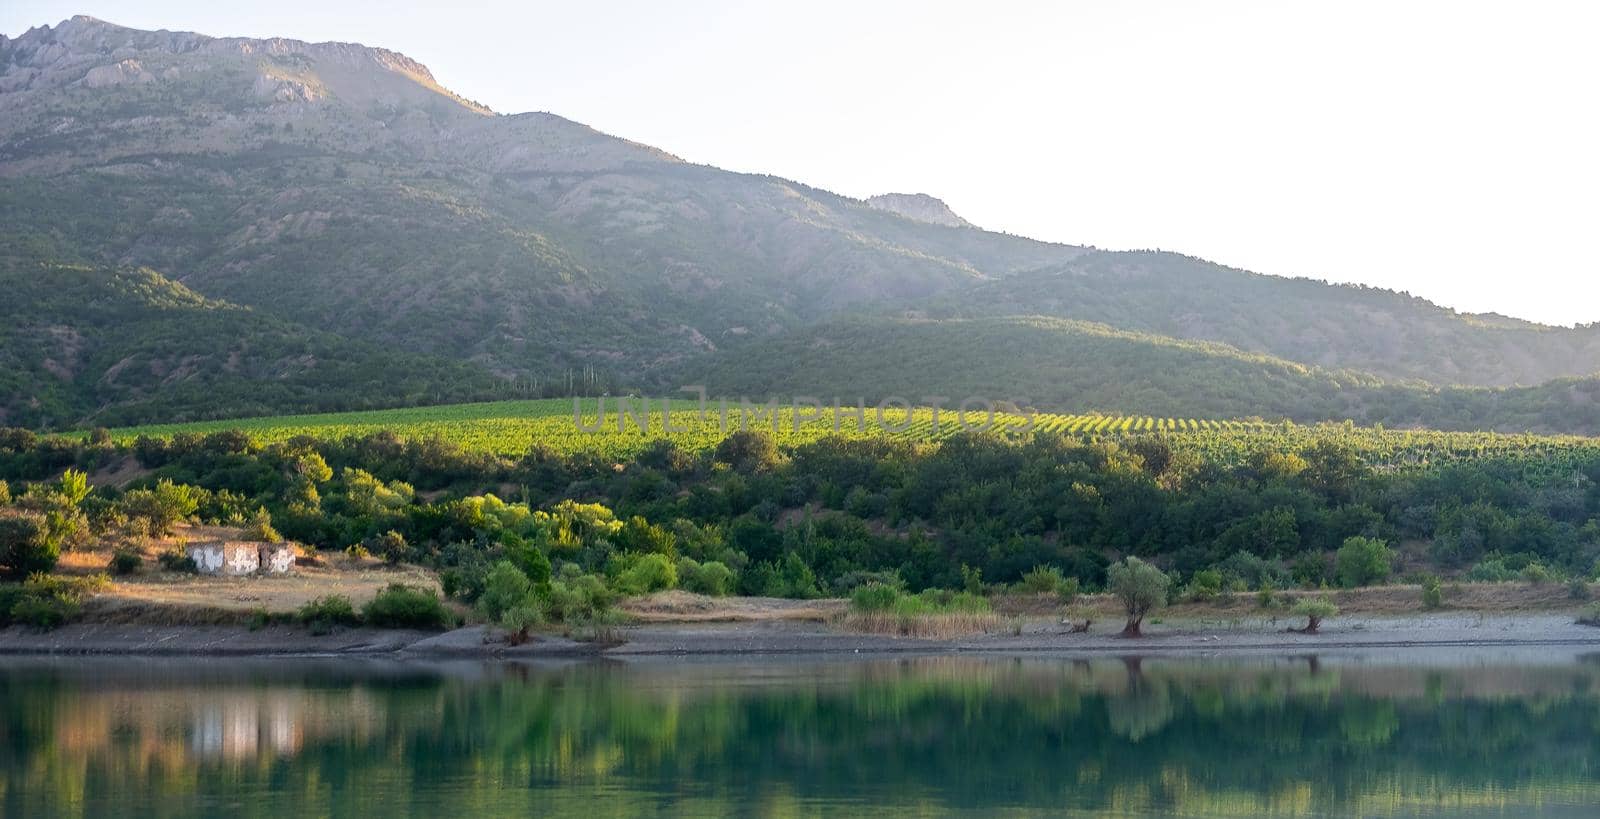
0;259;500;427
928;253;1600;387
677;316;1600;434
0;15;1597;429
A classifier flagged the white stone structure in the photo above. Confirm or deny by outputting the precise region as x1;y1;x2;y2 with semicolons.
188;541;261;576
258;543;296;574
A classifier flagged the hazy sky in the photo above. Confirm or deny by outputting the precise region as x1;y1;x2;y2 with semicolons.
6;1;1597;326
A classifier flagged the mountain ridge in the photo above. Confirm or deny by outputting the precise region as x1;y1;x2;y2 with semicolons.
2;15;1598;430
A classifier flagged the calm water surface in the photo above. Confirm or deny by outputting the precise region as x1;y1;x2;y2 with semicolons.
3;651;1599;817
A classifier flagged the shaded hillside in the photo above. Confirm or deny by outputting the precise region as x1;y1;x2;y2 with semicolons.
678;316;1600;434
0;259;500;427
931;252;1600;387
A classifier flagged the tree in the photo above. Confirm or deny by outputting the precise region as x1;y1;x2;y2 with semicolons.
1335;536;1393;588
0;511;58;578
479;561;535;620
1290;597;1338;633
120;480;200;536
1108;556;1171;637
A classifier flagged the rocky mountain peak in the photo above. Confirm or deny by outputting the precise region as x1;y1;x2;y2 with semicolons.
865;193;975;228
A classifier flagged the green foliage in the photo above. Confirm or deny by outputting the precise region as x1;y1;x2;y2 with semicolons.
0;511;59;578
1335;537;1393;588
1568;579;1592;601
120;480;200;535
0;573;106;629
614;553;678;596
1017;566;1078;602
1579;602;1600;627
157;549;198;573
545;573;617;623
1420;574;1444;609
500;602;546;644
297;595;361;634
1184;569;1224;602
677;557;734;597
243;507;281;543
1466;558;1517;583
1107;557;1170;636
362;584;451;630
1290;597;1339;632
108;548;142;576
479;561;534;621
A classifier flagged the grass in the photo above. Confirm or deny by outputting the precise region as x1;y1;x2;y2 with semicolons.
837;585;1006;638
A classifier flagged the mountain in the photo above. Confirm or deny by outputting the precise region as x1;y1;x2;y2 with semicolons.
1;15;1597;431
0;259;500;428
865;193;974;228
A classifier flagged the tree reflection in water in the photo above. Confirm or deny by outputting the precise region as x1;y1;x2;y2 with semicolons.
3;653;1599;817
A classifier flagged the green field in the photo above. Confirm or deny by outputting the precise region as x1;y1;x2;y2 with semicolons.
96;397;1600;472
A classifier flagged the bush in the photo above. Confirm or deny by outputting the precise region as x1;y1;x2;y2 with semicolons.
297;595;360;634
850;583;902;613
479;561;534;620
1335;537;1393;588
545;574;616;622
243;508;281;543
1466;557;1517;583
1420;574;1444;609
1290;597;1338;633
1107;556;1170;637
1184;569;1224;602
1569;579;1592;601
119;480;200;536
1520;562;1555;585
9;593;77;628
0;512;59;579
501;602;546;644
678;558;735;596
1579;602;1600;627
108;548;142;576
615;553;677;596
362;584;450;629
158;549;198;573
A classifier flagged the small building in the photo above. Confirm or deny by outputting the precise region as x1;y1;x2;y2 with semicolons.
188;541;260;576
258;543;295;575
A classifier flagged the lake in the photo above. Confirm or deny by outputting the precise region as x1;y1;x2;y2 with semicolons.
2;650;1598;817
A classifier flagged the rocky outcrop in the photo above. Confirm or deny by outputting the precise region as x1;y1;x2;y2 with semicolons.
865;193;975;228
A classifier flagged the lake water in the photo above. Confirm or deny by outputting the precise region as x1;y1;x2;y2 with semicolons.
2;651;1599;817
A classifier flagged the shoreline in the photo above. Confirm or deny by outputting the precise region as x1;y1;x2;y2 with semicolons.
4;612;1599;660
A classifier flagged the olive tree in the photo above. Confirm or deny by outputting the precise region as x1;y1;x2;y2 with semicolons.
1290;597;1339;634
1108;556;1171;637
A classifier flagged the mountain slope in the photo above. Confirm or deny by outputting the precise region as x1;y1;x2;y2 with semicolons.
0;258;500;427
678;316;1600;434
925;251;1600;387
1;15;1598;430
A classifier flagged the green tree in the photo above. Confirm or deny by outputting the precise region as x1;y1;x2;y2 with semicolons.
1335;536;1393;588
1290;597;1338;633
0;512;58;578
1108;556;1171;637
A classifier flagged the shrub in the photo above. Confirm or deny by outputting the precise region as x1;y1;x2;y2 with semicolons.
298;595;360;634
362;584;450;629
851;582;902;612
1184;569;1223;602
1520;562;1555;585
1290;598;1338;633
841;585;1001;637
1466;557;1516;583
1570;579;1593;601
119;480;200;536
678;558;735;596
1107;556;1170;637
479;561;534;620
108;548;142;576
615;553;677;596
1335;537;1393;588
1420;574;1444;609
157;549;198;574
1579;602;1600;627
9;593;77;629
243;508;281;543
0;512;59;579
501;603;546;644
545;574;616;622
1017;565;1066;595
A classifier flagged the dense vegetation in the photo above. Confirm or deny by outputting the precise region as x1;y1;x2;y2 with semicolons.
5;409;1598;610
683;316;1600;434
0;259;505;428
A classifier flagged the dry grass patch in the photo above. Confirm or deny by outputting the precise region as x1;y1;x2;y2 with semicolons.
835;609;1006;639
622;590;844;623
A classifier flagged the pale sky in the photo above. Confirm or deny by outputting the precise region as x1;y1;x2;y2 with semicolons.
5;1;1597;326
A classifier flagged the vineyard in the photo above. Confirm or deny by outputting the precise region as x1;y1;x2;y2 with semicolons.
94;398;1600;473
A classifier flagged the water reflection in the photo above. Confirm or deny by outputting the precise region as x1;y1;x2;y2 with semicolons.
3;652;1600;817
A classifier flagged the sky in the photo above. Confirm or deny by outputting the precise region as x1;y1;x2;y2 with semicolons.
5;1;1597;326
